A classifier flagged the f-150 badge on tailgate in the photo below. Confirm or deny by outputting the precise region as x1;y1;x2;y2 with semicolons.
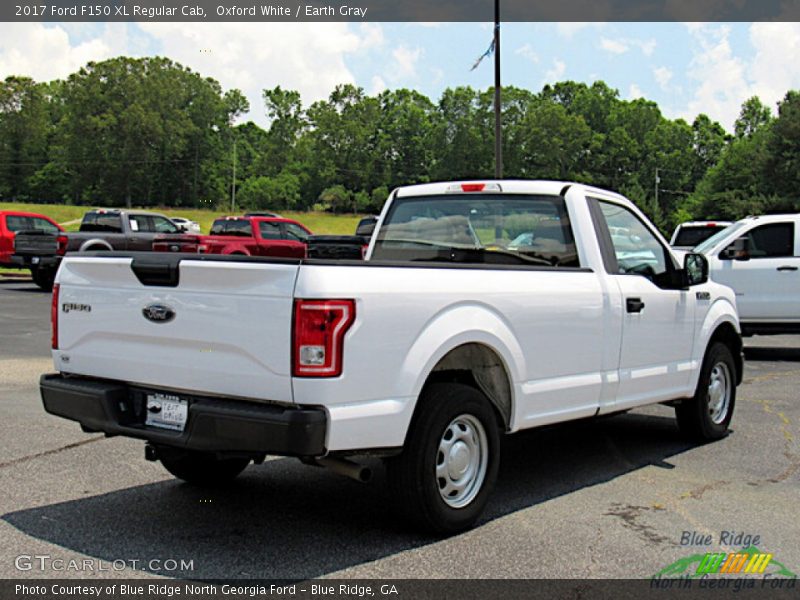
142;304;175;323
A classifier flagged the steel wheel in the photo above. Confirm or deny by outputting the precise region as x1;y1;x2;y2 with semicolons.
707;362;731;425
436;414;489;508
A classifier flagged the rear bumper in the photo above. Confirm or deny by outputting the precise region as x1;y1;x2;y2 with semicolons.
13;254;60;269
40;374;327;456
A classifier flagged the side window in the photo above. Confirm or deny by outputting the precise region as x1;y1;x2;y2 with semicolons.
595;200;669;280
259;221;282;240
31;218;59;233
152;216;178;233
284;223;309;242
128;215;151;232
733;223;794;258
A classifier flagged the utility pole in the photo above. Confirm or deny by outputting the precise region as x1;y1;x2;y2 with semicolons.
654;167;660;221
493;0;503;179
230;135;237;213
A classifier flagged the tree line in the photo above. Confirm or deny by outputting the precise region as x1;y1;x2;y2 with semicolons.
0;55;798;232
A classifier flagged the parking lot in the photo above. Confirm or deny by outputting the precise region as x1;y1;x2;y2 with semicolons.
0;277;798;580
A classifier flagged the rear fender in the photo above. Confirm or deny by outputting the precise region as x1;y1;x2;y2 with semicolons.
402;303;523;422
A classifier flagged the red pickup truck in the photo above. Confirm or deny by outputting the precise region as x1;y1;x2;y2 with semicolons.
0;210;63;279
153;216;312;258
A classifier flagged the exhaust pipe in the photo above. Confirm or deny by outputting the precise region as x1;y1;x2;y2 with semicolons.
313;457;372;483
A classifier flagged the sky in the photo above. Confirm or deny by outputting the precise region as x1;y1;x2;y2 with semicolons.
1;21;799;132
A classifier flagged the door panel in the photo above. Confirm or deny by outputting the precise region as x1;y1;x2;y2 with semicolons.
712;221;799;321
591;199;696;409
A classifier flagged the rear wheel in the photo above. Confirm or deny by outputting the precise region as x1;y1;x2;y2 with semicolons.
676;342;736;441
30;267;56;292
157;447;249;486
385;383;500;534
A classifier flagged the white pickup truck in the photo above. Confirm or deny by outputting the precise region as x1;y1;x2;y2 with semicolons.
41;180;742;533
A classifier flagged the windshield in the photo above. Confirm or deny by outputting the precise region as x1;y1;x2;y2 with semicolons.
693;222;747;254
372;194;579;267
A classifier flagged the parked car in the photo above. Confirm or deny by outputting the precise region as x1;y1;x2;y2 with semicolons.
692;214;800;336
152;216;311;258
41;180;741;533
13;209;180;290
169;217;201;233
0;211;63;284
670;220;732;251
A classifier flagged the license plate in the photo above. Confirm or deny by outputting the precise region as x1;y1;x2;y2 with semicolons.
145;393;188;431
31;257;40;265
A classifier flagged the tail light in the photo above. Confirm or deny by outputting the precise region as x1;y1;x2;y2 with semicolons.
293;299;355;377
361;244;368;259
51;284;60;350
56;235;69;256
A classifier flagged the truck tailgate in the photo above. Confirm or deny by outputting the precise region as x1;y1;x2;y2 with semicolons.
54;256;300;404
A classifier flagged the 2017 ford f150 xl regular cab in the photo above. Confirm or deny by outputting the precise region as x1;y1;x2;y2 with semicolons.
40;181;742;533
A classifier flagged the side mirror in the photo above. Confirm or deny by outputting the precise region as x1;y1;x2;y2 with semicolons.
721;237;749;261
684;252;709;286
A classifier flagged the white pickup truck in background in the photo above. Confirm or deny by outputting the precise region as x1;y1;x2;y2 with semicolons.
40;180;742;533
691;214;800;336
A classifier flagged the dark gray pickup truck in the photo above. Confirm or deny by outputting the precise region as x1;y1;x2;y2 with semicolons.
14;209;180;290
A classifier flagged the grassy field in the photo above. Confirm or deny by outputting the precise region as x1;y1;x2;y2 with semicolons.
0;202;365;235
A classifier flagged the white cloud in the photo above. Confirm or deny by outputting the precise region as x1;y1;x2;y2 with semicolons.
515;43;539;64
683;25;748;128
543;59;566;84
601;38;629;54
600;36;656;56
391;45;422;79
747;22;800;111
654;66;673;90
0;23;128;82
369;75;386;95
137;23;376;124
628;84;644;99
556;22;605;39
636;38;657;56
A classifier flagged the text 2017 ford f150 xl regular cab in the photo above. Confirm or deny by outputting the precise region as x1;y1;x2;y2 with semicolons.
40;181;742;533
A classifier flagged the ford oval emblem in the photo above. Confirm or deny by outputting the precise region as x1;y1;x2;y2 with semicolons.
143;304;175;323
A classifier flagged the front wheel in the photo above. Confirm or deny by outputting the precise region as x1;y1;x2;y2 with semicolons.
385;383;501;534
157;446;249;486
676;342;737;441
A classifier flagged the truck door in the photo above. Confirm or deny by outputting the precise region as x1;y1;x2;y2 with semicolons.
589;197;697;409
713;220;799;321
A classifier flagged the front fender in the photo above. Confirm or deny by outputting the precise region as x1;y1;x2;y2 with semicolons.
689;296;741;391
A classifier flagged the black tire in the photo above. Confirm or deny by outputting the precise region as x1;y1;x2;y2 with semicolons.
676;342;737;441
157;447;249;486
30;267;55;292
385;382;501;534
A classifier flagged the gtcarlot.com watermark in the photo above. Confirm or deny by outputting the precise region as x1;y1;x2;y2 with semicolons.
15;554;195;573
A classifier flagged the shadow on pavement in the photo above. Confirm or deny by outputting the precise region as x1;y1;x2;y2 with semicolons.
3;412;695;579
744;346;800;363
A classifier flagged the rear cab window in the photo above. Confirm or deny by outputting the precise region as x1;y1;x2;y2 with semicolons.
672;225;729;248
210;219;253;237
80;212;123;232
372;194;579;267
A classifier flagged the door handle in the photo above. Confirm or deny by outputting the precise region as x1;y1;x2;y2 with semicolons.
777;266;798;272
626;297;645;313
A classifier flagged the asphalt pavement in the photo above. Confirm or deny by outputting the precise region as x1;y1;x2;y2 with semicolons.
0;277;798;580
